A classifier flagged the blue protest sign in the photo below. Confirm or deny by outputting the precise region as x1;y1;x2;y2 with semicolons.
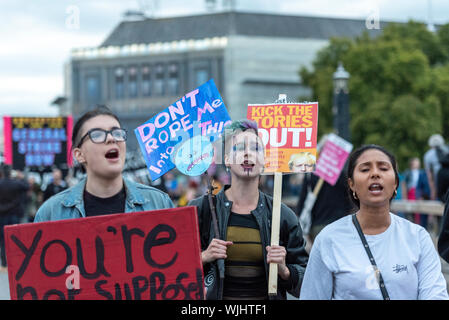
135;79;231;181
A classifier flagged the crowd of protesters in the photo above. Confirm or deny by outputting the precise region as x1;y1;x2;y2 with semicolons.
1;133;448;265
2;106;449;300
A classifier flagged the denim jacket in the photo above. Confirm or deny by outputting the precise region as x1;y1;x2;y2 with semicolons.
34;177;174;222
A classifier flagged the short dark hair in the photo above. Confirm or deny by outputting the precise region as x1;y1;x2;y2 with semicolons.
72;105;121;149
347;144;399;208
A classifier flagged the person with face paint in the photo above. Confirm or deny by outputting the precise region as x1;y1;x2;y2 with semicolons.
300;145;448;300
34;106;174;222
189;120;308;300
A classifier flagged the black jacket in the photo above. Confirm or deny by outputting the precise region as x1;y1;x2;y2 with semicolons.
438;196;449;263
296;172;353;227
188;185;308;300
0;178;29;217
43;182;68;202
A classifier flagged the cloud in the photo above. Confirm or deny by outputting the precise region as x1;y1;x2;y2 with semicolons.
0;75;61;116
1;0;448;124
277;0;449;24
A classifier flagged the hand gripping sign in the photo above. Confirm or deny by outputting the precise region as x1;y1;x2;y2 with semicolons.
5;207;204;300
135;79;231;181
247;97;319;296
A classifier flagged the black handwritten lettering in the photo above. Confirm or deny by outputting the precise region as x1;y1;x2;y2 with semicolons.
67;288;82;300
196;268;204;300
17;284;37;300
11;230;42;281
43;289;65;300
132;276;149;300
149;271;165;300
124;283;133;300
95;280;113;300
114;283;122;300
76;236;110;279
143;224;178;269
92;271;202;300
121;225;145;273
176;272;189;299
40;239;72;277
162;283;179;300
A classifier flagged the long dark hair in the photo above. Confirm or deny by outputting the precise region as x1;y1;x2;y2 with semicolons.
347;144;399;208
72;105;121;150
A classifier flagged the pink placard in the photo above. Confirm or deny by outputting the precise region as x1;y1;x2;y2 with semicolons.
314;134;352;186
3;116;12;165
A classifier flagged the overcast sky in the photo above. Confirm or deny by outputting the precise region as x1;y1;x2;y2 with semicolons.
1;0;448;120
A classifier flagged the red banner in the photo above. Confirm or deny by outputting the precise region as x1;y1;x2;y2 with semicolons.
5;207;204;300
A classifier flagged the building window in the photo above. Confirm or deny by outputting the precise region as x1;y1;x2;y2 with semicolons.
86;75;100;105
141;65;151;97
195;68;209;87
114;67;124;99
167;63;179;96
154;64;165;96
128;66;138;98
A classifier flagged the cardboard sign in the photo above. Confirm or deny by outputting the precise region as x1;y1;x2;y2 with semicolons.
135;79;231;181
5;207;204;300
314;133;353;186
3;116;73;170
247;103;318;173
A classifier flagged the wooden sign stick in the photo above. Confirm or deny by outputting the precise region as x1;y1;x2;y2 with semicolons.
314;178;324;196
268;171;283;296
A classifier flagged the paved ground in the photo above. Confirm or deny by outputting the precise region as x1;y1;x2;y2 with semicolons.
0;272;9;300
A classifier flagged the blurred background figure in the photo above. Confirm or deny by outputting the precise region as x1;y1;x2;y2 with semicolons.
25;176;43;223
177;179;199;207
424;134;449;201
163;171;181;204
42;168;67;202
436;146;449;203
0;165;29;272
403;157;430;229
295;166;354;246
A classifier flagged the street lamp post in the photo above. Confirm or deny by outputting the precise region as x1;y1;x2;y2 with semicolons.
332;62;351;142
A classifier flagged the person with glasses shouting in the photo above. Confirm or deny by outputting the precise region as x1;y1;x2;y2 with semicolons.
34;106;174;222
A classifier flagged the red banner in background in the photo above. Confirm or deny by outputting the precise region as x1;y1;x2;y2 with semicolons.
5;207;204;300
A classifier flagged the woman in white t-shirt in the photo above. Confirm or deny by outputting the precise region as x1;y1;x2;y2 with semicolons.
300;144;448;300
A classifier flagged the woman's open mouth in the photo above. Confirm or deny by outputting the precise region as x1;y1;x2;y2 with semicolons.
105;149;120;160
368;183;384;195
241;160;255;170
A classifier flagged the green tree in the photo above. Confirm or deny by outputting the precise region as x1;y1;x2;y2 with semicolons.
300;21;449;169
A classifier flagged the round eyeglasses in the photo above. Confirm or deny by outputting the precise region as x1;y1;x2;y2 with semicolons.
77;128;127;148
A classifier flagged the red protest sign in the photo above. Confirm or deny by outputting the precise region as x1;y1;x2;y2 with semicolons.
5;207;204;300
